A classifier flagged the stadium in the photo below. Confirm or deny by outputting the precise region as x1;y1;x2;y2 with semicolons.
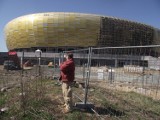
3;12;160;68
4;12;160;52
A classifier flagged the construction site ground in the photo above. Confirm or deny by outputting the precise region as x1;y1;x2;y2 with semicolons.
0;66;160;120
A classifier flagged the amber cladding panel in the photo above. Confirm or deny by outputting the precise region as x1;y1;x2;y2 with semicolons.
4;13;100;50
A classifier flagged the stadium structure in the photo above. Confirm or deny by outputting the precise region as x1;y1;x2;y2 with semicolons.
3;12;160;67
4;12;160;52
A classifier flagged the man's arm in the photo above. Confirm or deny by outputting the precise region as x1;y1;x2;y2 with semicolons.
60;62;69;72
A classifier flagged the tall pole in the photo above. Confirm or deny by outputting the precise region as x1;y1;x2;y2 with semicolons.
35;49;42;76
39;51;41;76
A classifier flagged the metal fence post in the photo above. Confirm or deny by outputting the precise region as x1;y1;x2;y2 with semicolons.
84;47;92;104
20;50;25;116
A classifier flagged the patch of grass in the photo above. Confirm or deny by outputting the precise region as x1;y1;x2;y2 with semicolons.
45;80;62;95
0;93;7;106
52;85;61;94
119;91;160;115
91;86;160;119
0;104;21;120
1;94;56;120
27;96;54;110
0;112;9;119
21;109;55;120
65;111;87;120
112;91;160;119
1;77;160;119
101;98;118;110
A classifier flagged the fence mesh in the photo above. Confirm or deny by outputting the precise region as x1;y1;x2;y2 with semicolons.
90;46;160;99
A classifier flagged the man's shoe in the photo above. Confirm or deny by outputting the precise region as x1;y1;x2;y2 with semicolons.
63;104;66;107
62;108;72;114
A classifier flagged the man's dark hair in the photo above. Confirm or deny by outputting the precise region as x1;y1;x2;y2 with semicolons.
66;52;73;59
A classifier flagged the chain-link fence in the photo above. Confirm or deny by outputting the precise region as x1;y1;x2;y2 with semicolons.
1;45;160;119
0;51;62;119
90;45;160;99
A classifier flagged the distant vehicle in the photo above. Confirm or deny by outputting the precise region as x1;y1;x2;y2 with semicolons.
3;60;21;70
3;50;21;70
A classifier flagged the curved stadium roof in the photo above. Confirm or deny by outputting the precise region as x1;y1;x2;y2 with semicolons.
4;12;160;51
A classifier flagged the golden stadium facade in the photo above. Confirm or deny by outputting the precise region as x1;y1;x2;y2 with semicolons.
4;12;160;52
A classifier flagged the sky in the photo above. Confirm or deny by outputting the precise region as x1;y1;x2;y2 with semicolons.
0;0;159;52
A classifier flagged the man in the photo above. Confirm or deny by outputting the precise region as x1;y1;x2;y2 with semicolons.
59;52;75;113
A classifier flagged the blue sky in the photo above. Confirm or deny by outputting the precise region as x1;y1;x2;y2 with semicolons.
0;0;159;52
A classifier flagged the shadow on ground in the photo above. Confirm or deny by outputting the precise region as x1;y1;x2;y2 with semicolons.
94;106;125;116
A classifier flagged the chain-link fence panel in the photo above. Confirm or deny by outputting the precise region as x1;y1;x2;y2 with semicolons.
88;45;160;119
62;45;160;119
